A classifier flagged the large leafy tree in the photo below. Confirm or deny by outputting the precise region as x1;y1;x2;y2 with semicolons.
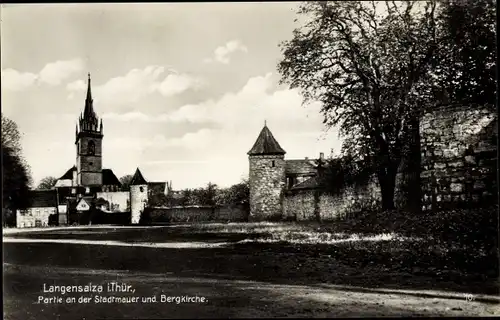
119;175;134;191
2;114;33;225
224;179;250;206
214;179;250;207
198;182;218;207
278;1;440;210
37;176;57;190
434;0;496;107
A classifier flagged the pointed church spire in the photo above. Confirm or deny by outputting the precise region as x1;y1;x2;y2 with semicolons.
84;72;94;118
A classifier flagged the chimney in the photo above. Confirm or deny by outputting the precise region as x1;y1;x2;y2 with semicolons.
320;152;324;161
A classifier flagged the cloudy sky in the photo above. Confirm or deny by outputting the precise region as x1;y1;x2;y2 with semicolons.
1;3;342;190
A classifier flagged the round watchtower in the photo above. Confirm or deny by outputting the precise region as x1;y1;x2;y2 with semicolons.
130;168;148;224
247;123;286;221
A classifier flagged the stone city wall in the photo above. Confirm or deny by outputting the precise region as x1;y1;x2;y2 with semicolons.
420;104;497;211
283;177;381;221
149;204;249;223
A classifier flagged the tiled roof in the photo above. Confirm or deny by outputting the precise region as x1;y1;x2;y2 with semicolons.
59;166;76;180
290;176;321;191
102;169;122;186
285;159;317;175
28;190;57;208
95;197;109;206
248;125;286;155
59;167;121;187
130;168;147;185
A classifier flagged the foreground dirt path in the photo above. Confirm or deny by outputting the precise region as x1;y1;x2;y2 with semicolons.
4;263;499;319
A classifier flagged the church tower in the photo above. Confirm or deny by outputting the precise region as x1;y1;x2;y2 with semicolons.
248;123;286;221
76;73;103;187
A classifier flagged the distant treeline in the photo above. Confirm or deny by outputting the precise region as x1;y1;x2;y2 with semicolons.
148;180;249;208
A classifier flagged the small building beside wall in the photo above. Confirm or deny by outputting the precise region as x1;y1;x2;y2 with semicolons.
16;190;58;228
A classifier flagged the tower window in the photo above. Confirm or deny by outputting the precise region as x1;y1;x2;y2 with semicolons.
88;140;95;155
140;186;144;192
89;162;93;166
272;160;275;167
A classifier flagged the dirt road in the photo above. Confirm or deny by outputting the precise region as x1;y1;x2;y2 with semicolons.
3;225;499;318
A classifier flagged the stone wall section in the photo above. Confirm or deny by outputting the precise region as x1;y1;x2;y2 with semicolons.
249;155;286;221
283;190;316;221
420;104;497;211
283;177;381;221
149;204;248;223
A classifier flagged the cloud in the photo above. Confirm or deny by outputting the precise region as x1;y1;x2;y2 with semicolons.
107;128;215;152
67;66;203;106
154;73;204;97
38;59;84;86
2;58;84;91
66;79;86;91
102;72;338;159
204;40;248;64
103;73;320;126
1;69;39;91
153;72;320;126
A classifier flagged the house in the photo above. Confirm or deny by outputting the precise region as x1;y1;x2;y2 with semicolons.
16;190;58;228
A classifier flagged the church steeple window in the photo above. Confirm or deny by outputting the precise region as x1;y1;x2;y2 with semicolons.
88;140;95;155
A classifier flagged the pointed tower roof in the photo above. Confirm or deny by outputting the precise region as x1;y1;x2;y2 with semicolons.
130;168;147;185
247;123;286;155
84;73;94;118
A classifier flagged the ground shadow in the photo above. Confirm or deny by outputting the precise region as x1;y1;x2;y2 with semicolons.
4;263;464;320
3;239;498;296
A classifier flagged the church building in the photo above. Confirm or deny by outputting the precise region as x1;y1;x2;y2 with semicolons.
16;74;167;228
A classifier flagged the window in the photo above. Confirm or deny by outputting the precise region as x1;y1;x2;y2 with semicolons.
89;162;93;166
139;186;144;192
71;188;76;195
85;187;90;194
87;140;95;155
272;160;275;167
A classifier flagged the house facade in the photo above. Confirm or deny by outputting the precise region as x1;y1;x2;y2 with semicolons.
16;190;58;228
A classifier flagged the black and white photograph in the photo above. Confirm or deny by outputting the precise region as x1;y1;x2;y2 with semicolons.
1;1;498;319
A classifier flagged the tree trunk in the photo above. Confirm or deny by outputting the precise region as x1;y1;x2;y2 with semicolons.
407;116;422;213
378;165;398;210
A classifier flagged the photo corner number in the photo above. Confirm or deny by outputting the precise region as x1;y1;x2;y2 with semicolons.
464;293;475;302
